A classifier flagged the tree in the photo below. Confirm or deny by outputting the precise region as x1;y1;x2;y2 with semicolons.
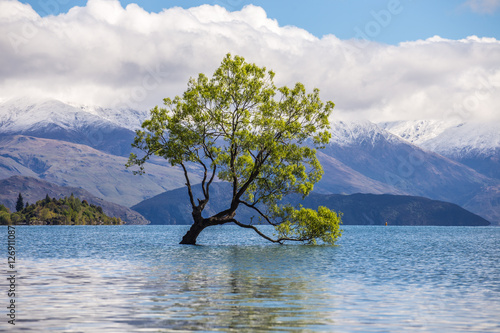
0;205;11;225
0;211;11;225
0;204;10;214
127;54;342;245
16;193;24;212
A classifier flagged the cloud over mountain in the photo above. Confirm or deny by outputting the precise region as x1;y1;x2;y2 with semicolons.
1;0;499;122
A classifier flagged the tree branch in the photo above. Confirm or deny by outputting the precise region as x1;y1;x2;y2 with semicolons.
230;219;282;244
230;219;314;244
180;162;196;209
238;200;278;226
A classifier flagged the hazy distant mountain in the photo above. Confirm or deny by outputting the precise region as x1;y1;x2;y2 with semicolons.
0;176;149;224
0;98;498;224
313;150;406;195
0;135;200;207
381;120;500;180
132;182;490;226
318;120;500;224
0;97;148;156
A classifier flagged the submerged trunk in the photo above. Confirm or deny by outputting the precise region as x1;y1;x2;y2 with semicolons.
179;222;206;245
180;203;237;245
180;210;208;245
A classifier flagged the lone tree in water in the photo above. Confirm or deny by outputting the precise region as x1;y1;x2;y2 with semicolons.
127;54;342;245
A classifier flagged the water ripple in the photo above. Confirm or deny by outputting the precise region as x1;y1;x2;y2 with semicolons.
6;225;500;332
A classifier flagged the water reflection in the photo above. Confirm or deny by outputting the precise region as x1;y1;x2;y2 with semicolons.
18;246;337;332
13;226;500;332
136;246;336;332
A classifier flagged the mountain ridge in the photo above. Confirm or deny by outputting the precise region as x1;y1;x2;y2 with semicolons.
132;182;490;226
1;98;498;224
381;119;500;180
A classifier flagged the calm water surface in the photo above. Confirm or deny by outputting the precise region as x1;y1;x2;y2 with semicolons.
3;225;500;332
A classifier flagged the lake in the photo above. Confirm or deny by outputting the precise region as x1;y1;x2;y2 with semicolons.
4;225;500;332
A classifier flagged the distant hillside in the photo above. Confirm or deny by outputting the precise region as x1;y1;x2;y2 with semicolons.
132;182;490;226
299;192;490;226
0;176;150;224
0;194;123;225
0;136;196;207
0;98;497;224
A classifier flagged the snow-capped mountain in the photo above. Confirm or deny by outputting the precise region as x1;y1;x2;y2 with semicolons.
324;120;492;198
0;97;108;132
319;119;500;224
0;97;148;156
68;103;150;131
0;97;149;132
380;119;500;155
329;119;404;147
381;120;500;179
378;119;463;146
0;98;498;224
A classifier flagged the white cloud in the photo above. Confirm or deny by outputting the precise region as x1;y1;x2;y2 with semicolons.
463;0;500;14
0;0;499;122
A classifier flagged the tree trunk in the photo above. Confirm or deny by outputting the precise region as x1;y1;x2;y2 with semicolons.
180;211;206;245
180;205;237;245
179;222;206;245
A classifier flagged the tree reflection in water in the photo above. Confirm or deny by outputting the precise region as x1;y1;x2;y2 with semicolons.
140;246;336;332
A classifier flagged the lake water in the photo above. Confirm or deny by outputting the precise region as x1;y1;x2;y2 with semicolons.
3;225;500;332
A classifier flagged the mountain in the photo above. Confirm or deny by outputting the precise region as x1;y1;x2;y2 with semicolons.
132;182;490;226
0;98;498;224
317;120;500;223
0;97;148;156
300;192;490;226
381;120;500;180
379;119;462;146
0;135;200;207
0;176;149;224
313;150;406;195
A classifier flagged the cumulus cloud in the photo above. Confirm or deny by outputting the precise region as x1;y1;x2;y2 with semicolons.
0;0;499;122
462;0;500;14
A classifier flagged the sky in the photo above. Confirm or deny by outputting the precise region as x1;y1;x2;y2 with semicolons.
0;0;499;122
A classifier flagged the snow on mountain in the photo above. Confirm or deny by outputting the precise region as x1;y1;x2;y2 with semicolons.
69;103;149;131
0;97;150;156
421;122;500;157
0;97;149;132
379;119;463;146
329;119;404;147
0;97;104;132
380;119;500;156
381;119;500;180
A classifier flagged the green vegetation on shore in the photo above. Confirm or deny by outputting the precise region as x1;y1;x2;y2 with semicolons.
0;194;123;225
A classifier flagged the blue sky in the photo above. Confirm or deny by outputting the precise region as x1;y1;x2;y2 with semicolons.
20;0;500;44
